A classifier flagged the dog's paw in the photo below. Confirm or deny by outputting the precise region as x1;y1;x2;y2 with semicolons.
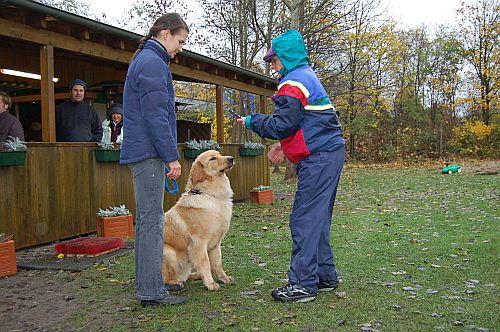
219;275;235;284
188;273;201;281
205;282;220;291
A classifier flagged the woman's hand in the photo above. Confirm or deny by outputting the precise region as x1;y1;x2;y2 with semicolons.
166;160;181;180
236;117;246;125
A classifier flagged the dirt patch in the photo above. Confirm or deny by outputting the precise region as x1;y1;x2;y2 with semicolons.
466;160;500;175
0;270;81;331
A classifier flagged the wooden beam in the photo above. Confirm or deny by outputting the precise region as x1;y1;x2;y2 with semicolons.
259;95;267;114
216;84;224;143
11;92;97;103
0;18;133;63
40;44;56;142
0;18;276;96
171;63;275;97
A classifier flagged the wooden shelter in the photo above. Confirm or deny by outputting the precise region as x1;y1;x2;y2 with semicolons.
0;0;277;248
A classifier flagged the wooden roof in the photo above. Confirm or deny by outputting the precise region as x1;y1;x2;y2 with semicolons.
0;0;277;96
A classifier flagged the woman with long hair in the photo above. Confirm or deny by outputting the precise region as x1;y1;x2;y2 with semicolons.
120;13;189;306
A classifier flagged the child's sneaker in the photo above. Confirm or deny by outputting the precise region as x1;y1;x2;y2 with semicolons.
317;280;339;292
271;284;317;302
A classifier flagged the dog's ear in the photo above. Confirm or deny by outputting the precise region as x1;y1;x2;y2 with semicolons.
190;161;208;185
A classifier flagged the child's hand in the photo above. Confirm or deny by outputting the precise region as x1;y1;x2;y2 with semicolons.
236;117;246;125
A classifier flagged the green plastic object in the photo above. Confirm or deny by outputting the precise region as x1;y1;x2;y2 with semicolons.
0;151;27;166
94;149;120;162
442;164;462;174
239;148;264;156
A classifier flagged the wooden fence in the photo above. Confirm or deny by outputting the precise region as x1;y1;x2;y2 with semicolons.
0;143;269;249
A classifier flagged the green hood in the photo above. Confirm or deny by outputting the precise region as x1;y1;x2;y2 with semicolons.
272;29;309;77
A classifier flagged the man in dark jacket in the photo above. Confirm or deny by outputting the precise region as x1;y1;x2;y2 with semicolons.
0;90;24;150
56;79;103;142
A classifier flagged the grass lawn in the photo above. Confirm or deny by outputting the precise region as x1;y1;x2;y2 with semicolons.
63;162;499;331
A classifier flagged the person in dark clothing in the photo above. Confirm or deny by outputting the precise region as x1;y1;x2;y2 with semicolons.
0;90;24;150
102;102;123;143
56;79;103;142
120;13;189;307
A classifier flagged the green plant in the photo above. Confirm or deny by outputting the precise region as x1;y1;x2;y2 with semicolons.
185;139;220;150
252;185;271;191
0;233;13;243
243;141;265;149
97;205;131;217
3;136;27;151
97;138;119;150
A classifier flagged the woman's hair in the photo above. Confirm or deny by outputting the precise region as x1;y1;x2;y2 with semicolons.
131;13;189;61
0;90;11;110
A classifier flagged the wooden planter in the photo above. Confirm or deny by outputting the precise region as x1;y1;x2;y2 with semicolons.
0;240;17;277
0;151;27;167
97;215;134;238
184;148;211;159
250;190;274;204
94;149;120;162
239;148;264;156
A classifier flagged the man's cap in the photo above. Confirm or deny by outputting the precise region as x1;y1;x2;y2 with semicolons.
68;79;87;91
263;47;275;63
108;102;123;115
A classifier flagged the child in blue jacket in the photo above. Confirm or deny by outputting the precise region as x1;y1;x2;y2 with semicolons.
237;29;345;302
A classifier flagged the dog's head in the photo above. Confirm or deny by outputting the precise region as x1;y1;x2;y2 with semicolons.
189;150;234;185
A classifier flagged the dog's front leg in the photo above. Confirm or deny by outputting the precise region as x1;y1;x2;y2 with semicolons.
209;244;235;285
188;242;219;290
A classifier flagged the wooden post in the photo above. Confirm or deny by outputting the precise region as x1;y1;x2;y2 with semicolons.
40;44;56;142
259;95;266;114
259;95;267;144
216;84;224;143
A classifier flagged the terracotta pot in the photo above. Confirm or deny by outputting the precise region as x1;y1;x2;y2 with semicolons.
0;240;17;277
250;190;274;204
97;215;134;238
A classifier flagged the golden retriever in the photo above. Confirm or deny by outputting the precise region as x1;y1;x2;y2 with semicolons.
162;150;235;290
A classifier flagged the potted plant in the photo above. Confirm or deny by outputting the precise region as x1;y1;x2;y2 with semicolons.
240;141;265;156
250;185;274;204
0;233;17;277
183;139;220;159
96;205;134;238
94;138;120;162
0;136;27;167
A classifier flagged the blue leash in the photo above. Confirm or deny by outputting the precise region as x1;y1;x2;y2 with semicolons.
164;165;179;194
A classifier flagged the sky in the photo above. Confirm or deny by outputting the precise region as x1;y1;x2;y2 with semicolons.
88;0;462;29
88;0;463;41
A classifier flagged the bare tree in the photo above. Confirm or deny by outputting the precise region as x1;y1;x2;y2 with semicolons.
457;0;499;124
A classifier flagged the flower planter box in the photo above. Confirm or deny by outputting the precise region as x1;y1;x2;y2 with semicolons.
0;151;27;167
0;240;17;277
239;148;264;156
184;148;210;159
250;190;274;204
94;150;120;162
97;215;134;238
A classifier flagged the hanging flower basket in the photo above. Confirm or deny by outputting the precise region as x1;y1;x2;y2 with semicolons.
0;234;17;277
183;139;221;159
184;148;211;159
0;151;27;166
94;149;120;162
239;148;264;156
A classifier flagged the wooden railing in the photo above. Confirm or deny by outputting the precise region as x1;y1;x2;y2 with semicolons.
0;143;269;249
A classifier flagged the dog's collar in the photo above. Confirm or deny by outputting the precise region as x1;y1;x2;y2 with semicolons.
189;189;202;195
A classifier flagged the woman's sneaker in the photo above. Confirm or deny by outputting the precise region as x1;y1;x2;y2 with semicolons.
271;284;317;302
317;280;339;292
